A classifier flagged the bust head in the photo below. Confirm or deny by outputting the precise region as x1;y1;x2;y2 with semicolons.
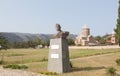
56;23;61;31
52;23;69;39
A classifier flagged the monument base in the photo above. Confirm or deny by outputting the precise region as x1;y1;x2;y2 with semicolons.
48;38;71;73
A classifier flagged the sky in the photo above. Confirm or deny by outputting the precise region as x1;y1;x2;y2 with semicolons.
0;0;118;36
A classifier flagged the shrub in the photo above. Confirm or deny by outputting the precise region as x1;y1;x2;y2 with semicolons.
40;71;57;75
116;58;120;66
0;60;3;64
41;57;48;62
3;64;28;69
20;65;28;69
106;67;116;76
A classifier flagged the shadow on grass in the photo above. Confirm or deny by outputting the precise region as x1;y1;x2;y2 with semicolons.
72;66;105;72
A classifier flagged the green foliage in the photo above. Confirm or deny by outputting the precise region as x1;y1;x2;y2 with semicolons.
116;58;120;65
0;34;9;50
3;64;28;69
95;35;106;44
42;40;50;47
40;71;57;75
10;41;36;48
0;59;3;64
115;0;120;46
41;57;48;62
106;67;116;76
67;38;75;45
9;38;44;48
95;36;102;41
33;37;42;46
95;34;113;45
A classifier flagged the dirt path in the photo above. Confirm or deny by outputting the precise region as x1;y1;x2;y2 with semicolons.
0;68;46;76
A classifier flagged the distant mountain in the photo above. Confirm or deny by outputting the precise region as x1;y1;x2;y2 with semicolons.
0;32;76;42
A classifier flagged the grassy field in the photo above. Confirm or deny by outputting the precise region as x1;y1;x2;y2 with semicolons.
0;48;120;76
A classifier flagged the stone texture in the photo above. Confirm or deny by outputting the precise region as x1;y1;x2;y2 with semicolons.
48;38;71;73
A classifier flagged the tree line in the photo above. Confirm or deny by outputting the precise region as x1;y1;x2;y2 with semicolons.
0;34;50;50
0;34;75;50
0;33;119;50
9;38;50;49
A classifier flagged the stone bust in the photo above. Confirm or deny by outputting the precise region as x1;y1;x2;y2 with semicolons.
52;23;69;39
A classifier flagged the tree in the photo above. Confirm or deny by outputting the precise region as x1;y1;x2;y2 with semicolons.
95;36;106;45
33;37;41;45
0;34;9;50
95;36;102;41
115;0;120;46
106;67;116;76
67;38;75;45
42;40;50;47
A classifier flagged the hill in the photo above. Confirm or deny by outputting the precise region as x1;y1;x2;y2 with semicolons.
0;32;76;42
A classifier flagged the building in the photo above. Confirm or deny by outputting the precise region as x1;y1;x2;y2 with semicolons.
75;25;97;46
111;31;117;44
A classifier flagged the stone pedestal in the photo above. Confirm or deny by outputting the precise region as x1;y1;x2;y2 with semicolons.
48;38;71;73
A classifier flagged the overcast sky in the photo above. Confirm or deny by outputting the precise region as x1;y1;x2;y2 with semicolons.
0;0;118;36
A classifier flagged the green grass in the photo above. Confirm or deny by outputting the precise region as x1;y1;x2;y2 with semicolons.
0;48;48;64
0;48;119;64
0;48;120;76
69;49;120;58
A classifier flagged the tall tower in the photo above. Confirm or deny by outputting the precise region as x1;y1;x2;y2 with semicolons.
82;24;90;37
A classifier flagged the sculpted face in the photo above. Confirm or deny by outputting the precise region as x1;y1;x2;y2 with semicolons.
52;23;69;39
56;24;61;31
